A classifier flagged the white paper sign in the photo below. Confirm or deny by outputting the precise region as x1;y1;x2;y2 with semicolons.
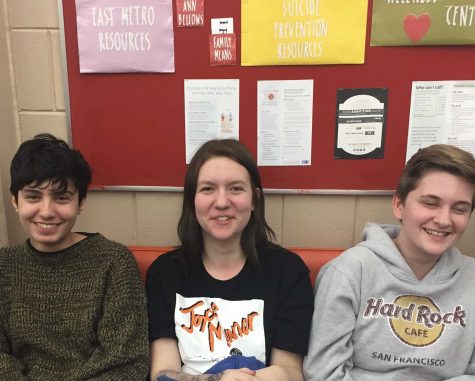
257;80;313;166
407;81;475;161
184;79;239;163
211;18;234;34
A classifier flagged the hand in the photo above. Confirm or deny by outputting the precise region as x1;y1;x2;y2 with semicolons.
220;368;259;381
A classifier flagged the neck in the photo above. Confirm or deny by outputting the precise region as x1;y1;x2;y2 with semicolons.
393;237;439;280
202;238;246;280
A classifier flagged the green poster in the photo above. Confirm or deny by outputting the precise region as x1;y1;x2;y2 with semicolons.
371;0;475;46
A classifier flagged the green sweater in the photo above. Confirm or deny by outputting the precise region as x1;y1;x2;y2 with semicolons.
0;233;149;380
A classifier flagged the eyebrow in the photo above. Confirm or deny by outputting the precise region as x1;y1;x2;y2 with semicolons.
22;187;76;195
51;189;76;196
197;180;248;186
21;188;42;193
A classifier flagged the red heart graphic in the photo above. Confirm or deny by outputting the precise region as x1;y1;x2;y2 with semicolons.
403;13;431;43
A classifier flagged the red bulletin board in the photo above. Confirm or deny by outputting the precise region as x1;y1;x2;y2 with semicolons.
60;0;475;191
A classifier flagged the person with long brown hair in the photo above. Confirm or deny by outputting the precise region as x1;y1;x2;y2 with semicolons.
147;139;314;381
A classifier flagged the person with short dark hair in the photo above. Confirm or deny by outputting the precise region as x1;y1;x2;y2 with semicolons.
0;134;149;380
146;139;314;381
304;144;475;380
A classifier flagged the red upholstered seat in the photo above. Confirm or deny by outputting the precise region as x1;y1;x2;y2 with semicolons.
129;246;343;286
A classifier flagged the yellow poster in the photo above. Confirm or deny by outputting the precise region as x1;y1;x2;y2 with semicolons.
241;0;368;66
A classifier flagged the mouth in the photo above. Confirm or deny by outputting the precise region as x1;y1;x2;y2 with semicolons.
423;228;450;237
35;222;60;229
214;216;232;222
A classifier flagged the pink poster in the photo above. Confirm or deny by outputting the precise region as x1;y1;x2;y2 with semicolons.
75;0;175;73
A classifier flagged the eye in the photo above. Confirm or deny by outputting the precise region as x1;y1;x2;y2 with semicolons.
422;201;437;208
453;206;471;215
55;194;72;203
23;193;40;201
198;186;214;193
230;186;245;193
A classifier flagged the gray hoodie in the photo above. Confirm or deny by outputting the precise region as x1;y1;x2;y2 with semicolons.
304;223;475;381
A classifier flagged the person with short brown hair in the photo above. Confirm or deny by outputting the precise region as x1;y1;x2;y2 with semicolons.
304;144;475;380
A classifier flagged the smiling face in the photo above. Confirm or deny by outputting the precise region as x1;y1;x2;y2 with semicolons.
393;170;474;266
12;180;84;252
194;156;255;248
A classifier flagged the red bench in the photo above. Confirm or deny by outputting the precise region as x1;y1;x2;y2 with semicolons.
129;246;344;286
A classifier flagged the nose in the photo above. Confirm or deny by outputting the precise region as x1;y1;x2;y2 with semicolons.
214;188;230;209
38;199;55;219
433;207;451;227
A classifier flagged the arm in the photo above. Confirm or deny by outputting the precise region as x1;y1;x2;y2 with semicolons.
303;266;359;381
150;338;257;381
0;266;27;380
77;248;149;380
444;347;475;380
249;250;313;381
255;348;303;381
150;338;182;381
0;326;27;380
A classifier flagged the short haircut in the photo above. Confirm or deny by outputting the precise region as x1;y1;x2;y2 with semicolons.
177;139;275;266
396;144;475;210
10;133;92;203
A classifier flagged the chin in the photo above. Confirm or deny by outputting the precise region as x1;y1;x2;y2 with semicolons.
423;246;450;258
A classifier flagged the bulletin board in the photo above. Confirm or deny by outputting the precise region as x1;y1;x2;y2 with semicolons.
59;0;475;192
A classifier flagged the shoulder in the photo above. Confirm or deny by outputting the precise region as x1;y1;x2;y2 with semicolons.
0;243;24;258
259;243;309;273
82;234;133;259
0;244;25;274
79;234;139;275
84;233;128;250
456;255;475;287
145;248;186;297
147;248;184;277
319;245;376;282
334;245;376;267
257;245;312;292
460;254;475;270
0;243;26;265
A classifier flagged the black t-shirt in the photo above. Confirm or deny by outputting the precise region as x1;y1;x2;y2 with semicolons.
146;243;314;374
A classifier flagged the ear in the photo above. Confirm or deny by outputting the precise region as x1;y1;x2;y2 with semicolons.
392;194;403;221
11;195;18;212
78;197;86;215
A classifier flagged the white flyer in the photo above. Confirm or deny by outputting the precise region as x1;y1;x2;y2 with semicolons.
257;80;313;166
184;79;239;163
407;81;475;162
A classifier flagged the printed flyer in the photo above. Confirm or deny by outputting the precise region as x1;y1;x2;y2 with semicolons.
257;80;313;166
407;81;475;161
184;79;239;163
334;88;387;159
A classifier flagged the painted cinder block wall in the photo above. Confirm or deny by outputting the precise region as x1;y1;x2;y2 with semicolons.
1;0;475;257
